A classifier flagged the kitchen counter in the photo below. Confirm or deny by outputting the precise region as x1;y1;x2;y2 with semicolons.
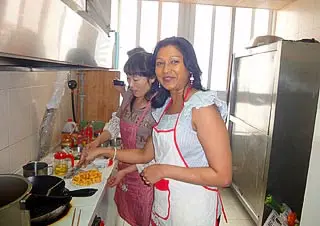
33;154;115;226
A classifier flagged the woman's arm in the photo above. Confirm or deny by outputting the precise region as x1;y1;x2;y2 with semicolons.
143;105;232;187
121;164;138;174
79;136;155;166
86;130;112;149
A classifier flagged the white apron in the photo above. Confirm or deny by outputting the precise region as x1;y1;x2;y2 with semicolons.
150;87;226;226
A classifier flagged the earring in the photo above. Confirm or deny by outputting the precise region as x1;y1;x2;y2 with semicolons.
158;82;161;88
190;72;194;85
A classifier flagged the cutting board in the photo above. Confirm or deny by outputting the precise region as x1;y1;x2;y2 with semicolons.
78;70;121;122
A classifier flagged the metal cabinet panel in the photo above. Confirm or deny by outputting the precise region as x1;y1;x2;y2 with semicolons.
233;51;276;133
230;118;268;221
228;41;320;225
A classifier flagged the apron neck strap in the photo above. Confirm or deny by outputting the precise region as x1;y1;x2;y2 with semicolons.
156;86;193;124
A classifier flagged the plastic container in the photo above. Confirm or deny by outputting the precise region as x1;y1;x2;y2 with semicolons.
62;118;77;133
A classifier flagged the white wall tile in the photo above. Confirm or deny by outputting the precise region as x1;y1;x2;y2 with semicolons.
0;72;9;90
31;86;52;134
9;136;32;172
276;0;320;40
0;90;9;150
8;71;32;89
0;147;10;173
8;87;32;144
0;70;75;172
313;0;320;29
30;71;57;87
30;134;39;161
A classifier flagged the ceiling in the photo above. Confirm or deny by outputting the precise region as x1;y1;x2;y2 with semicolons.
156;0;296;10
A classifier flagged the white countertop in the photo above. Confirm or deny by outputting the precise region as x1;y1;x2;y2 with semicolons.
30;154;115;226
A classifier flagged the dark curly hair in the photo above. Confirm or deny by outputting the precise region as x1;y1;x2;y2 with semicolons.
150;37;205;108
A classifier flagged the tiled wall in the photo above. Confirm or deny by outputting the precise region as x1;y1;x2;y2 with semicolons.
0;71;74;173
275;1;320;225
275;0;320;40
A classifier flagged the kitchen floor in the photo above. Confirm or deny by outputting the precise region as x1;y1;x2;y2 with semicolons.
220;188;256;226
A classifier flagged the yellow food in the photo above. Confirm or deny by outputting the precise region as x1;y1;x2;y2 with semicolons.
72;169;102;186
54;163;68;176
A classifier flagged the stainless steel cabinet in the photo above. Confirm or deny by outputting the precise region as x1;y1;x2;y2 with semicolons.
227;40;320;225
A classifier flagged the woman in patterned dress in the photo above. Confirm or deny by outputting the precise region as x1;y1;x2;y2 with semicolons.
86;51;157;226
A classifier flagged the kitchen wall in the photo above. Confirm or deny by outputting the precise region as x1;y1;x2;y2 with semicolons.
275;0;320;40
275;1;320;225
0;71;74;174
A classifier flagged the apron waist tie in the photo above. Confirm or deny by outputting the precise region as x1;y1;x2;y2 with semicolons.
218;191;227;223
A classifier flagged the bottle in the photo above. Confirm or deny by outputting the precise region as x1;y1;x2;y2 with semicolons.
85;121;94;143
62;118;77;133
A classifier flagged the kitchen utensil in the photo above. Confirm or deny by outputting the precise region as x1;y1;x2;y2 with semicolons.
46;179;64;196
28;175;98;197
23;161;51;177
71;208;76;226
54;151;75;176
0;174;32;226
64;166;81;179
71;208;82;226
77;209;82;226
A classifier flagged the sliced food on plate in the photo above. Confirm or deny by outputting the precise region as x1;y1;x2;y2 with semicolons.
72;169;102;186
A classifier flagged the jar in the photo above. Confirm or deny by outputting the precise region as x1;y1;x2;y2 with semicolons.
53;152;74;176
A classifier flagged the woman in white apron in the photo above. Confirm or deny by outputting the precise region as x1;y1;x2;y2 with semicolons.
80;37;232;226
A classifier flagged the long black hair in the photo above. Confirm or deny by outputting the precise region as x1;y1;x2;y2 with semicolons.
151;37;205;109
123;51;157;111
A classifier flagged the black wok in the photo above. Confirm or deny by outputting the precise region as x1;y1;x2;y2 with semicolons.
27;175;97;197
26;194;72;225
25;175;97;225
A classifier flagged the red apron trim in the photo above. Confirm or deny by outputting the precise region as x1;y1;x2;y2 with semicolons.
154;179;169;191
218;191;227;223
215;192;219;225
153;86;228;224
153;190;171;220
153;127;175;133
151;219;157;226
153;99;173;128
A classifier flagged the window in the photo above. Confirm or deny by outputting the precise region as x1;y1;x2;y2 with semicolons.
254;9;270;37
110;0;119;30
194;4;213;88
140;1;159;52
160;2;179;40
233;8;253;53
118;0;138;75
115;1;274;94
211;7;233;91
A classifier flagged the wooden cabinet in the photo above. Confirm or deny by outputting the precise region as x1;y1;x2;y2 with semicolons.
78;70;120;123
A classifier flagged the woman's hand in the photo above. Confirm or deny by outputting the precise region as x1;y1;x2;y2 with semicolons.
107;170;126;187
78;148;100;167
141;164;165;185
86;139;100;149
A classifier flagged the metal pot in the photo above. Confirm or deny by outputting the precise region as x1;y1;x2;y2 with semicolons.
0;174;32;226
23;161;51;177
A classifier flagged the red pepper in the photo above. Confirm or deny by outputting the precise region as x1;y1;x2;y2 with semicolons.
287;212;297;226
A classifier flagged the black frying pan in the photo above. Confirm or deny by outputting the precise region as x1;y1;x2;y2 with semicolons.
26;175;97;225
27;175;97;197
26;194;72;225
